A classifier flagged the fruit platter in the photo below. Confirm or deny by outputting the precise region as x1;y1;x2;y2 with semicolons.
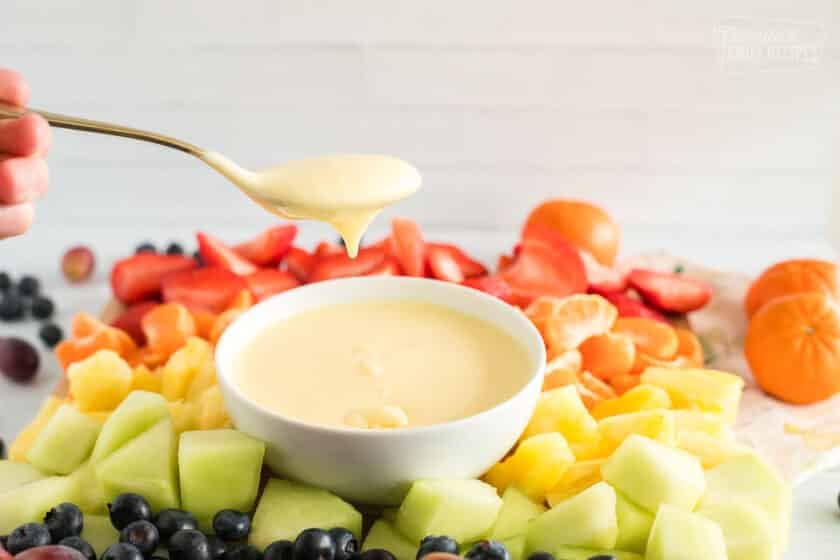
1;197;838;560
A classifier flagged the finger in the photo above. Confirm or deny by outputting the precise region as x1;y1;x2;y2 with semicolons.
0;202;34;239
0;68;30;107
0;113;51;156
0;155;49;205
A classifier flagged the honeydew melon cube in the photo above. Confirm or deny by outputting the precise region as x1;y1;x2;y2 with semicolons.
553;549;642;560
396;479;503;544
250;479;362;551
501;536;525;560
81;514;120;558
546;460;604;507
676;430;751;469
179;430;265;527
162;337;213;401
9;397;65;461
597;410;675;456
0;460;44;493
614;492;653;553
490;487;546;541
641;367;743;424
96;419;179;511
525;482;617;553
646;505;727;560
363;519;418;560
69;460;107;513
698;502;777;560
701;453;791;550
521;386;599;444
26;404;101;474
0;476;79;533
91;390;170;463
601;435;705;513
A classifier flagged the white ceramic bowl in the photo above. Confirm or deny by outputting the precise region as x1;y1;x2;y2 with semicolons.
215;276;546;505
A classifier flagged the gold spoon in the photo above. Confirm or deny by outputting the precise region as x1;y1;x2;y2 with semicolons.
0;103;421;256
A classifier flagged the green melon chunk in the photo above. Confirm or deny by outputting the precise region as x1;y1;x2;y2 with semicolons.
0;460;45;493
614;492;654;553
490;487;546;541
526;482;617;553
553;548;643;560
92;391;170;463
250;479;362;551
363;519;418;560
96;419;179;511
395;479;502;544
501;536;525;560
646;505;727;560
698;502;778;560
69;460;107;513
26;404;101;474
81;514;120;558
178;430;264;528
0;476;79;533
601;434;705;513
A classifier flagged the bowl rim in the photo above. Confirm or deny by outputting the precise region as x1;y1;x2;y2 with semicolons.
215;276;546;439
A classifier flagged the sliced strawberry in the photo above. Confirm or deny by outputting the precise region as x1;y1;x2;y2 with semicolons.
499;238;587;306
427;245;464;283
391;217;425;277
579;249;628;294
110;301;159;345
245;269;300;301
602;291;667;322
496;253;515;273
315;241;345;258
197;231;258;276
365;236;393;252
111;253;197;304
628;268;712;314
365;256;403;276
427;243;487;278
309;248;387;282
161;266;247;314
284;246;316;282
462;275;514;301
234;224;297;266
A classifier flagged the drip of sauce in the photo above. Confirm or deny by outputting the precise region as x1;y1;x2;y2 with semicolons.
200;152;422;257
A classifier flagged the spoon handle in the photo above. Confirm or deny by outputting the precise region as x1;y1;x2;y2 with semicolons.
0;102;203;156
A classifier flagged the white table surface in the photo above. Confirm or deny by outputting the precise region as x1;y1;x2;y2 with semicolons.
1;226;838;557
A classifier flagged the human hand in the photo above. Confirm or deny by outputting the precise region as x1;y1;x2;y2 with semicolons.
0;68;51;238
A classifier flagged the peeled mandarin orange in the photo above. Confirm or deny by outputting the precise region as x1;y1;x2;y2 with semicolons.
612;317;679;360
530;294;617;354
579;332;635;380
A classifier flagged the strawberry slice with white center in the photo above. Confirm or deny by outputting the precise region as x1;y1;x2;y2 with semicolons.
197;231;258;276
234;224;297;266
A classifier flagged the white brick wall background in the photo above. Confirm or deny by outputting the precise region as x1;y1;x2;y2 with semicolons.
1;1;838;268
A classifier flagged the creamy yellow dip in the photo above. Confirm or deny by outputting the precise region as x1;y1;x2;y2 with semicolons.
233;300;532;429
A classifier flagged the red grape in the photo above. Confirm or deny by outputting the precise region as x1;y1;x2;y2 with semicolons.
61;246;95;283
0;337;40;383
13;546;86;560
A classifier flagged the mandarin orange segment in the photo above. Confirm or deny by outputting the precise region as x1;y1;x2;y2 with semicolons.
71;313;103;338
612;317;679;360
56;326;130;371
609;373;641;395
542;349;583;390
630;351;690;375
579;332;635;380
141;303;197;358
537;294;618;353
190;309;218;340
745;258;840;317
675;328;704;367
576;371;617;408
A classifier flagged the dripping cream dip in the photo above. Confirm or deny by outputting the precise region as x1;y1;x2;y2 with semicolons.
215;277;545;504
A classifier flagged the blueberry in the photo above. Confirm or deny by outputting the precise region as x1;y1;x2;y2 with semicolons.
31;297;55;320
169;529;211;560
359;550;395;560
207;535;227;560
108;494;152;530
464;541;510;560
39;323;64;349
327;529;357;560
0;272;11;292
416;536;459;560
212;510;250;542
154;509;197;543
102;543;145;560
292;529;334;560
44;503;84;541
263;540;294;560
17;276;40;297
166;243;185;256
120;520;159;557
526;553;555;560
135;243;157;255
223;544;262;560
59;536;97;560
0;294;25;321
6;523;52;554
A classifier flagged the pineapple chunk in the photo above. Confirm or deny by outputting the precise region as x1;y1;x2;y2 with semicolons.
168;400;200;434
161;337;213;401
591;385;672;420
546;459;605;506
9;397;66;462
521;386;599;445
641;368;743;424
597;410;676;456
197;386;232;430
484;433;574;501
130;365;162;393
186;361;218;403
671;410;733;440
677;431;751;469
68;350;133;412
